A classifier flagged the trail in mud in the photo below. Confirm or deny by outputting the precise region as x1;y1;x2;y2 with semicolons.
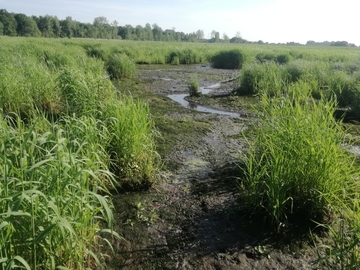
106;65;319;269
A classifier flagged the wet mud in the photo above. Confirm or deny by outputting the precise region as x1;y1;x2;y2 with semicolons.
106;65;320;269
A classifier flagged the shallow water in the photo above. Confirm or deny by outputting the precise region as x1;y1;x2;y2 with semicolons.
167;93;240;117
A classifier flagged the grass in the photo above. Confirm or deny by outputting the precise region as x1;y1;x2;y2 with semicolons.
210;49;245;69
2;36;360;267
240;80;358;231
0;114;119;269
0;37;161;268
104;98;160;188
188;75;201;97
106;53;136;79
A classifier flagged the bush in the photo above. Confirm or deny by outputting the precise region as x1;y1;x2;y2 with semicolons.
210;49;245;69
106;54;136;79
240;80;357;230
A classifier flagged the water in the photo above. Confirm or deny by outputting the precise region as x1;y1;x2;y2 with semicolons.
167;93;240;117
200;83;221;94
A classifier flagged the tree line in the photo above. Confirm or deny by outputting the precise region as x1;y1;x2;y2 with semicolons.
0;9;249;43
1;9;355;46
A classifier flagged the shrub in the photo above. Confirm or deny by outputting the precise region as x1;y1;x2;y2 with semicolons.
210;49;245;69
106;54;136;79
240;80;357;230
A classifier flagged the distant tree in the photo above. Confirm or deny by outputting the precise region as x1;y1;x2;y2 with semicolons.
93;16;108;27
0;21;4;35
35;15;56;37
93;16;112;39
152;23;162;41
52;17;61;37
196;29;204;40
82;23;96;38
223;33;229;43
111;20;119;39
214;31;220;42
211;30;217;39
0;9;17;36
15;13;40;37
331;41;349;47
124;24;135;39
145;23;153;40
236;31;241;38
60;16;75;38
306;40;316;46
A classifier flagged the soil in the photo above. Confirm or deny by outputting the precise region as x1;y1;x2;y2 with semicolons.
105;65;321;269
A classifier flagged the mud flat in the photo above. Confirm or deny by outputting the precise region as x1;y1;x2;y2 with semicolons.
107;65;319;269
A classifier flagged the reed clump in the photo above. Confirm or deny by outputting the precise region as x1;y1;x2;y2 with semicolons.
240;80;358;230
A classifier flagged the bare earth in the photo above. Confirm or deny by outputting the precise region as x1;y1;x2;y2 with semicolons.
106;65;321;270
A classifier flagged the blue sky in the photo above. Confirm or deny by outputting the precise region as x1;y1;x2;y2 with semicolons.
0;0;359;45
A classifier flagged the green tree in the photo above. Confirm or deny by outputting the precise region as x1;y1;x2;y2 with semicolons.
0;9;17;36
196;29;204;40
60;16;75;38
223;33;229;43
145;23;153;40
93;16;113;39
36;15;53;37
152;23;162;41
111;20;119;39
135;25;145;40
14;13;40;37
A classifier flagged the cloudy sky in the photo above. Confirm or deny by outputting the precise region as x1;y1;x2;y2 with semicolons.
0;0;358;45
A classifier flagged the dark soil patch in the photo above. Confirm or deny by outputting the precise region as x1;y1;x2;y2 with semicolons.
106;65;320;269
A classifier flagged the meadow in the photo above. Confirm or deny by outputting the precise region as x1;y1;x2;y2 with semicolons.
0;36;360;268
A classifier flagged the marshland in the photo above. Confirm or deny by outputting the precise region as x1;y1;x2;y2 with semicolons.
1;37;360;269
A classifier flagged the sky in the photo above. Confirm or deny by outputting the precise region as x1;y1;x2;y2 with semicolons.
0;0;359;45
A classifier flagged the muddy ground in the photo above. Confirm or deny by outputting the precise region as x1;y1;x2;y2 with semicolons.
105;65;322;269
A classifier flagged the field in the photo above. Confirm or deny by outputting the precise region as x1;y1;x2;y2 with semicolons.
1;37;360;269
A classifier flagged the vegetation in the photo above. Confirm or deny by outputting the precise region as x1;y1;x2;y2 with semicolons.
210;49;245;69
106;54;136;79
0;37;159;268
1;35;360;267
188;76;201;97
240;80;357;230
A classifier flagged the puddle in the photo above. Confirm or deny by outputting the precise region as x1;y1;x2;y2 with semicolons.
200;83;221;94
168;93;240;117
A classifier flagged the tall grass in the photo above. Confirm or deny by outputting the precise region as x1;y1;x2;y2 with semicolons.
0;114;118;269
210;49;245;69
104;98;160;188
240;80;357;230
188;75;201;97
237;62;288;96
106;54;136;79
0;37;161;268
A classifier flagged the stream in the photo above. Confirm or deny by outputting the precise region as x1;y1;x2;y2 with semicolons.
167;83;240;117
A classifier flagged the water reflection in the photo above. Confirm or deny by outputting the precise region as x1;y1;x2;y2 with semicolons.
167;93;240;117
